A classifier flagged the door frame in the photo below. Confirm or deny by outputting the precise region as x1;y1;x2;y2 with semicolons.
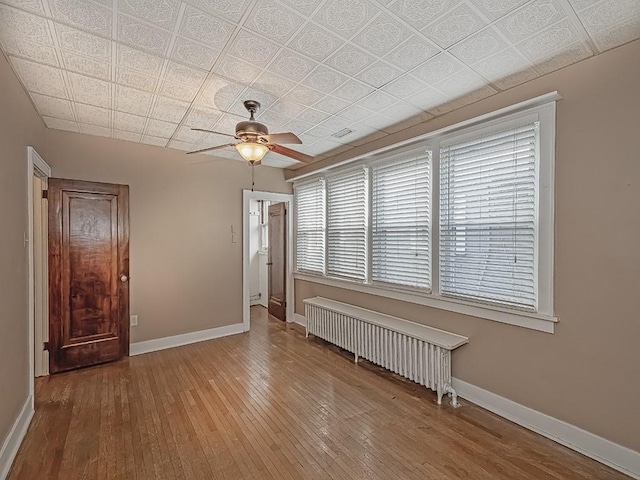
27;147;51;401
242;190;293;332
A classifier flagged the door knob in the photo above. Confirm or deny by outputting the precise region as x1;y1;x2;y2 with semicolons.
120;275;128;283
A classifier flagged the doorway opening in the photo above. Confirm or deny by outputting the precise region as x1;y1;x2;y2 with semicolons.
248;199;269;311
27;147;51;393
242;190;294;331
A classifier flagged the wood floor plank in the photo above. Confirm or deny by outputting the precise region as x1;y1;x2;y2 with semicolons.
7;306;630;480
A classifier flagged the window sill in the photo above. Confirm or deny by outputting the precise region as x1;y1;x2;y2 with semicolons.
294;272;558;334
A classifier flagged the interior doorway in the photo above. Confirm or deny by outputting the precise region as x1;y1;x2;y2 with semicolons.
28;147;51;395
32;174;48;377
248;199;269;310
242;190;293;331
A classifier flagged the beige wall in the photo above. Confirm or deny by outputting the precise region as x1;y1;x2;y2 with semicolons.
0;53;47;451
1;24;637;467
293;39;640;452
45;131;291;343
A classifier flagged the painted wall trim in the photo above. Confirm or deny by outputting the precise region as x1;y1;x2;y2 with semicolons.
0;395;34;480
295;273;556;333
293;313;306;327
130;323;244;356
27;147;51;407
452;378;640;479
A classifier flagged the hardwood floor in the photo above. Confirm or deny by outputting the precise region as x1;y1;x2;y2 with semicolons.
9;306;628;479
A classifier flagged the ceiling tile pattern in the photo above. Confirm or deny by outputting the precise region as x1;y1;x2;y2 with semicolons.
0;0;638;168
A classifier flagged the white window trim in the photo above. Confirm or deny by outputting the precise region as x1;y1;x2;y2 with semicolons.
293;180;325;274
292;93;560;334
434;110;549;313
294;272;556;333
325;165;369;281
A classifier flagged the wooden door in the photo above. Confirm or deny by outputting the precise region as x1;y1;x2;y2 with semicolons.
267;202;287;321
48;179;129;373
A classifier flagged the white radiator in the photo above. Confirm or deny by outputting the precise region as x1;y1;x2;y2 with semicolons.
303;297;469;407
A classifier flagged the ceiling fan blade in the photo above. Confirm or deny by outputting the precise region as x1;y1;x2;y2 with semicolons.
191;128;236;138
268;144;314;164
260;132;302;144
187;143;237;155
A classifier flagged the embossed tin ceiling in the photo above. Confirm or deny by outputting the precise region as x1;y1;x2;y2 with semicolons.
0;0;638;168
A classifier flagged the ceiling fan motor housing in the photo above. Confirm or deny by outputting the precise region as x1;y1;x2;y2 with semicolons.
235;120;269;141
236;100;268;141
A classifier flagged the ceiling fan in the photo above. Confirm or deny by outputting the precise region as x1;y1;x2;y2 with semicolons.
187;100;314;166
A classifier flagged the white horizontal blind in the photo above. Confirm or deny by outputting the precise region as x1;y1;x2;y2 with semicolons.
326;168;367;281
439;122;538;309
372;152;431;289
294;180;325;274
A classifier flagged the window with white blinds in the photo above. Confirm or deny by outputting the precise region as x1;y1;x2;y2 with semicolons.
292;98;556;331
326;168;368;281
439;122;539;310
294;180;325;274
372;152;431;290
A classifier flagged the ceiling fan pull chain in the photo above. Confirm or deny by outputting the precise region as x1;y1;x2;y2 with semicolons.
251;163;255;192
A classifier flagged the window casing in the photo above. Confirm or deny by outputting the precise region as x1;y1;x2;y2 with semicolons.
258;200;269;253
439;122;538;310
294;180;325;274
326;168;369;281
372;150;431;290
293;98;556;332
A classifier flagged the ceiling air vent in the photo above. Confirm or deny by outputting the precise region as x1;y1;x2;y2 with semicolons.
331;128;353;139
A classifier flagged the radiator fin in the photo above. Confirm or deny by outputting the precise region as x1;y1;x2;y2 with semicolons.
305;302;457;405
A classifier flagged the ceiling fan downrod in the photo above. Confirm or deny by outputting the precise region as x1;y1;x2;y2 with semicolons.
244;100;260;121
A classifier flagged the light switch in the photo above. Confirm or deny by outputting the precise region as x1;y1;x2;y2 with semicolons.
231;224;237;233
130;315;138;327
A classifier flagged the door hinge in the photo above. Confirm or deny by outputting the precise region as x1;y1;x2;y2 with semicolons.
43;341;50;351
42;189;48;199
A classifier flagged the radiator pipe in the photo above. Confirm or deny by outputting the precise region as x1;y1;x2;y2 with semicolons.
445;383;460;408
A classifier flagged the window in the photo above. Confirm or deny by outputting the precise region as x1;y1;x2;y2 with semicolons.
326;168;368;281
294;180;325;274
259;200;269;252
293;96;556;332
372;150;431;290
440;122;538;310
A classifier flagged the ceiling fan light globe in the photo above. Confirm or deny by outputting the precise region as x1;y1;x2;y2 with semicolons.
236;142;269;162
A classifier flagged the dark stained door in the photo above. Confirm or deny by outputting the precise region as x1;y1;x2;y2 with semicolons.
268;202;287;321
48;179;129;373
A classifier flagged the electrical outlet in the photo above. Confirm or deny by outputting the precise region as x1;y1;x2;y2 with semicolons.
130;315;138;327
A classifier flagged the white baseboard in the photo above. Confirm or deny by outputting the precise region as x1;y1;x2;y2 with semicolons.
0;395;34;480
452;378;640;479
299;309;637;476
130;323;244;356
294;313;306;327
